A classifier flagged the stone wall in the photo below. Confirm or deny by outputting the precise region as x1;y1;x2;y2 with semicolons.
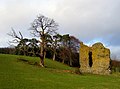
79;42;111;75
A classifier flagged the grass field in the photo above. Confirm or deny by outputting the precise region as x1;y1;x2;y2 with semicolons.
0;54;120;89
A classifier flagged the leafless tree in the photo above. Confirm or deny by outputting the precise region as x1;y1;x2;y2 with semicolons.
30;14;58;67
8;28;23;43
8;28;28;55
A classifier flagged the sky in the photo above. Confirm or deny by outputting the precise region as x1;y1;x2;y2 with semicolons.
0;0;120;60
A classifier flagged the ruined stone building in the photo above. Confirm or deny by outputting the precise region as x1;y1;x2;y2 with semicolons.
79;42;111;75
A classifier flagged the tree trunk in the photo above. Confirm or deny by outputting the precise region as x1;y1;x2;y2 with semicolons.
23;46;26;56
69;52;72;66
39;43;44;67
44;51;46;59
62;59;64;63
40;57;44;67
53;53;56;61
69;58;72;67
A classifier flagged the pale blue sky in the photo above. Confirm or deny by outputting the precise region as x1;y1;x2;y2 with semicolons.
0;0;120;60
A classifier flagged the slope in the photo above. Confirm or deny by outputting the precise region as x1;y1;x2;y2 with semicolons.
0;54;120;89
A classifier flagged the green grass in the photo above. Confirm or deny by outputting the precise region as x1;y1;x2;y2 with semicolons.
0;54;120;89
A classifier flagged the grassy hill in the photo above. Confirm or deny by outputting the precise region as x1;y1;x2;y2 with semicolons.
0;54;120;89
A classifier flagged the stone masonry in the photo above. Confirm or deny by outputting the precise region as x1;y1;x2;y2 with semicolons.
79;42;111;75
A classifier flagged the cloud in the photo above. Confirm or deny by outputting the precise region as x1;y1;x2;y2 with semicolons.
53;0;120;44
109;46;120;61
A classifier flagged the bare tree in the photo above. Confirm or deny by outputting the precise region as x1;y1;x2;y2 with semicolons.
30;14;58;67
8;28;29;55
8;28;23;43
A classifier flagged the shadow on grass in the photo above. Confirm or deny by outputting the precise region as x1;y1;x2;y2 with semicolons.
17;58;82;75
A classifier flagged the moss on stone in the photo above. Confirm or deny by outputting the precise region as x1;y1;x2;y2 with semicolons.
80;42;111;75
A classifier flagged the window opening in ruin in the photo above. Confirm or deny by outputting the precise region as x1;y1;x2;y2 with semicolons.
89;52;93;67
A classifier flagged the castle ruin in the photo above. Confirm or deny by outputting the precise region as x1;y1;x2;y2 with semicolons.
79;42;111;75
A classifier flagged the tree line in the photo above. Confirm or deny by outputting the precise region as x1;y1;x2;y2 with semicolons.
6;14;80;67
111;60;120;72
